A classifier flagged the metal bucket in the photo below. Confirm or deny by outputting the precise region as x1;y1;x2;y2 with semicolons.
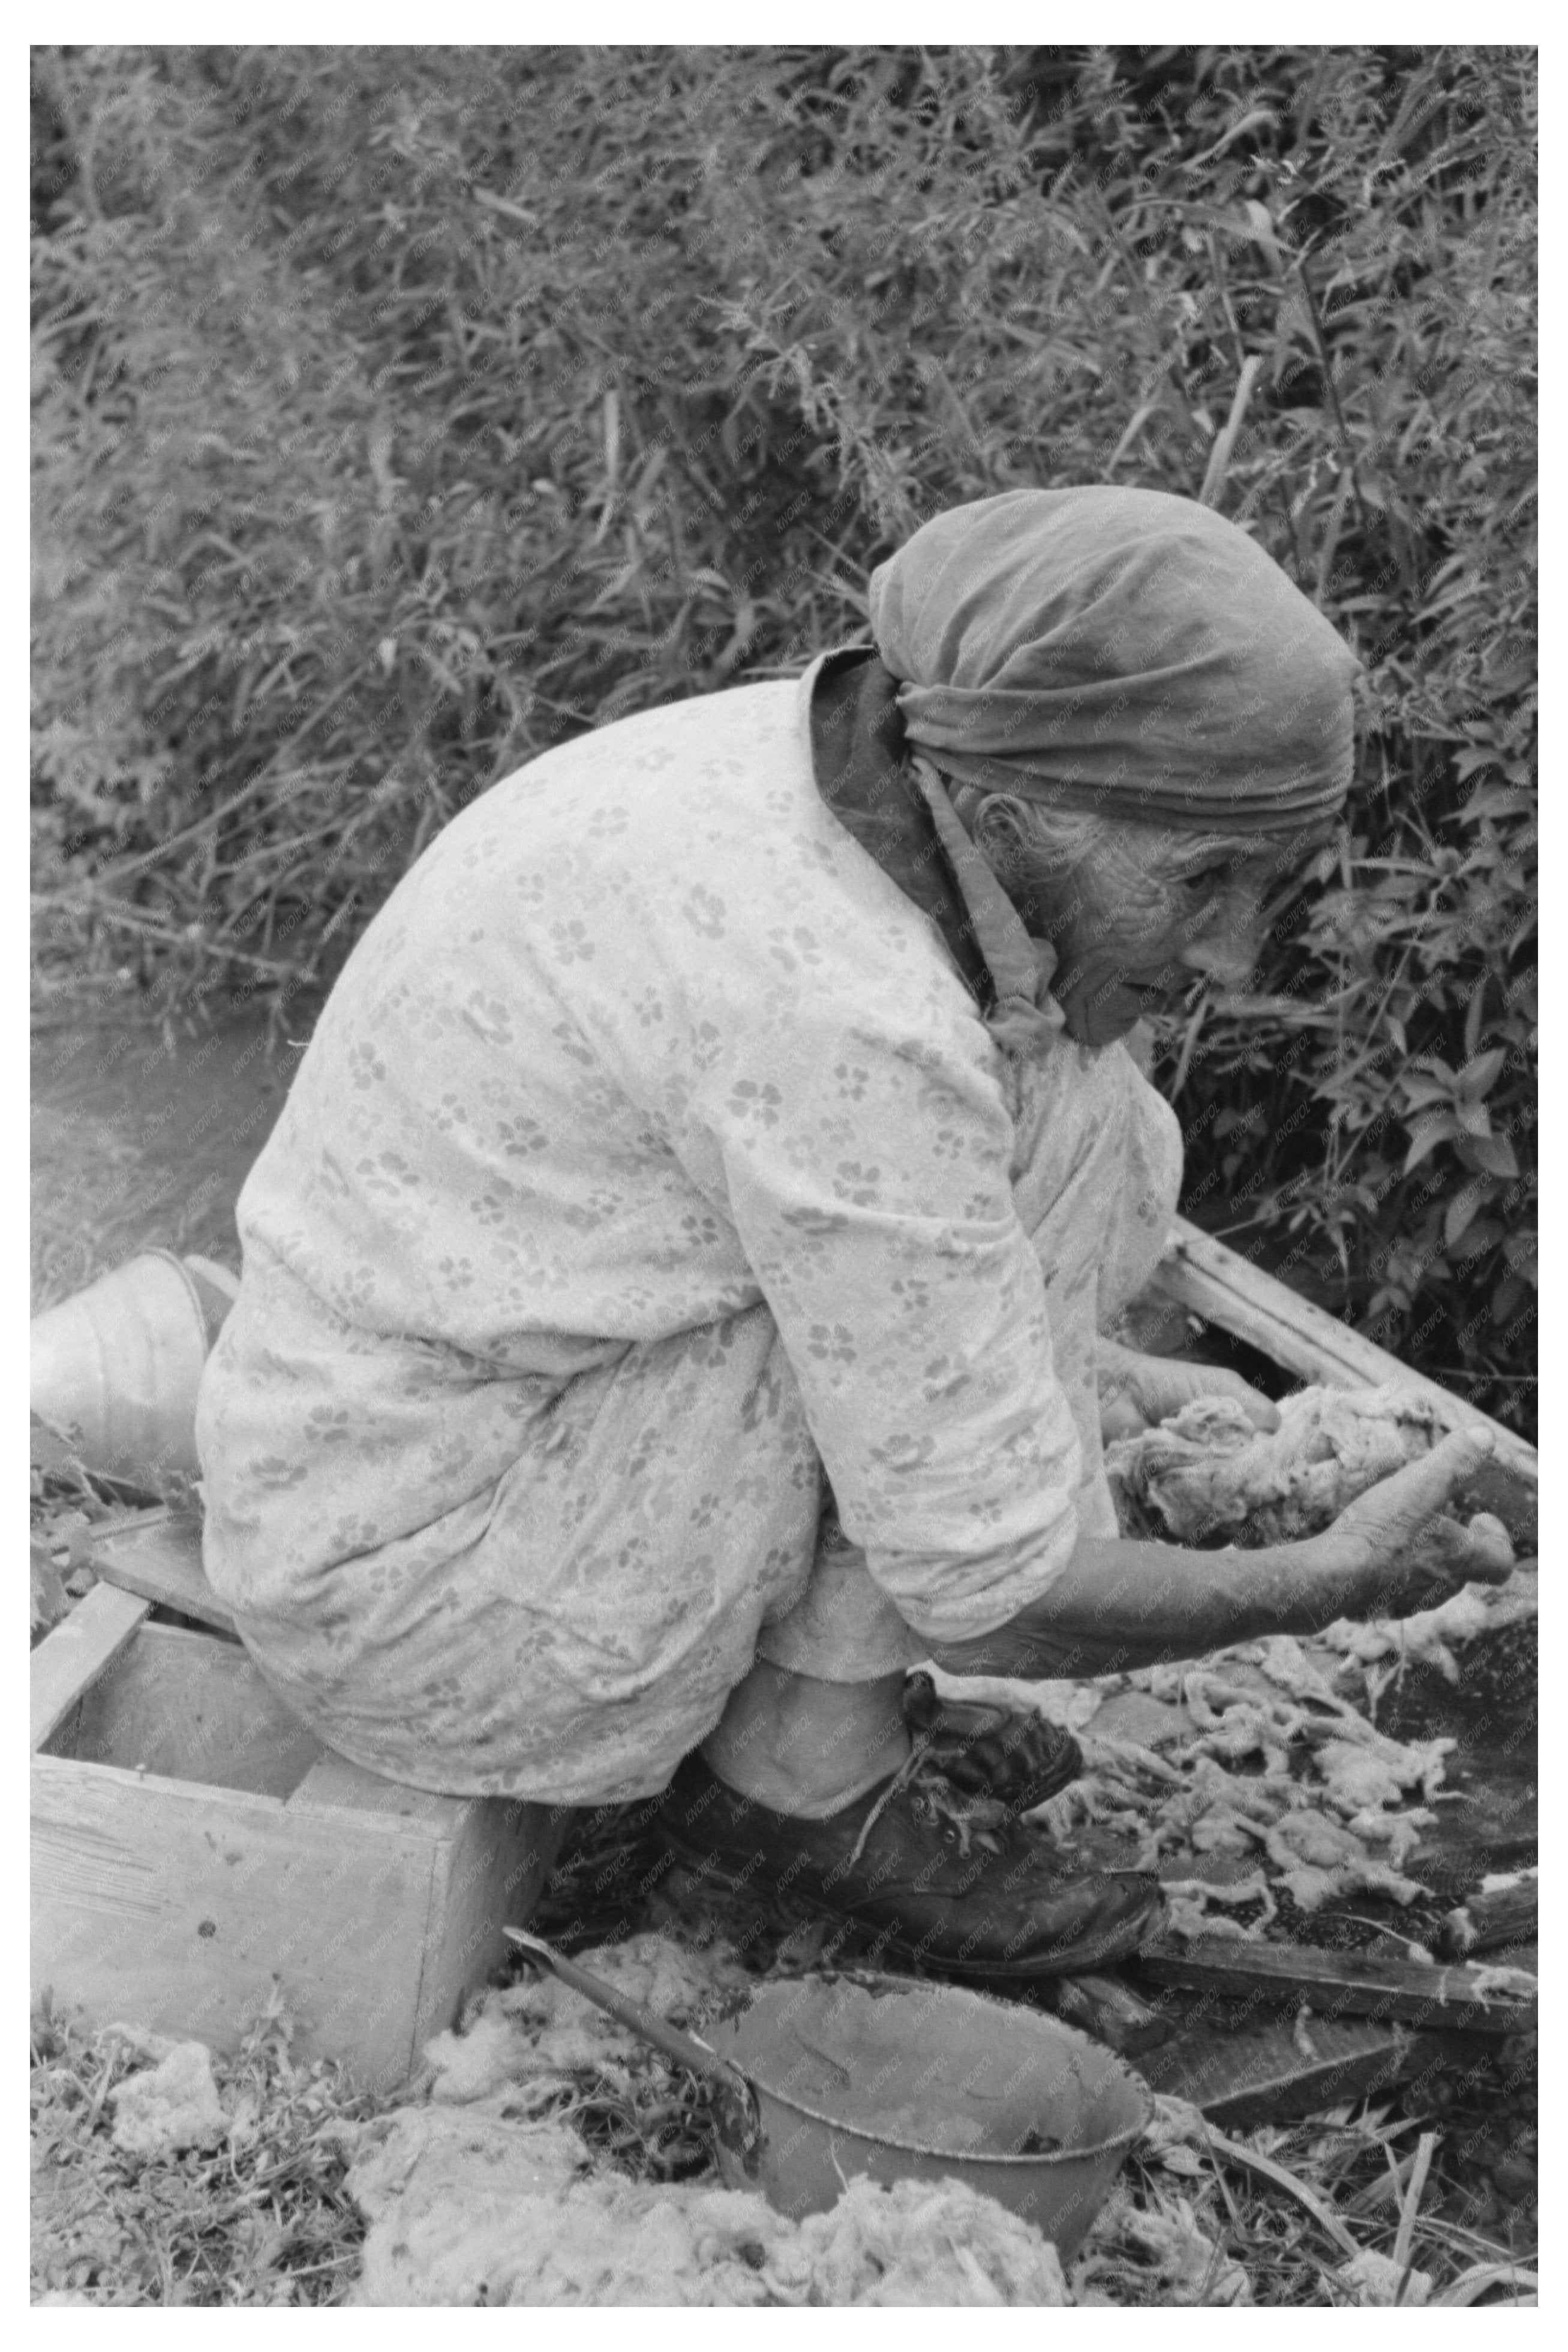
707;1970;1151;2258
507;1931;1149;2263
29;1250;218;1481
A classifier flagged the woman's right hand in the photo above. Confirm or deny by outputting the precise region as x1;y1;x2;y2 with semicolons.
931;1424;1517;1685
1306;1427;1515;1619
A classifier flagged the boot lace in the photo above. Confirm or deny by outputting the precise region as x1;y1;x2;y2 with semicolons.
843;1736;1020;1871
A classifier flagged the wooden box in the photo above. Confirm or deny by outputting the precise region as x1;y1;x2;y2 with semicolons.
32;1537;564;2093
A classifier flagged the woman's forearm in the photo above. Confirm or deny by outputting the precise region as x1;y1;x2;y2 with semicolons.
925;1531;1365;1681
925;1426;1512;1682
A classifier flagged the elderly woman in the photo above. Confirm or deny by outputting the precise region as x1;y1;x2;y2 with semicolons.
197;487;1506;1978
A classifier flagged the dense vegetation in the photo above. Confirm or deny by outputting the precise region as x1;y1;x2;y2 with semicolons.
31;46;1536;1432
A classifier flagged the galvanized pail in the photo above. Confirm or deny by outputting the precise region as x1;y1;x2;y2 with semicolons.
30;1250;226;1481
707;1968;1152;2258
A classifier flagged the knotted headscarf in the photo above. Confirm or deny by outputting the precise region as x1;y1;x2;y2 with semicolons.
868;487;1360;835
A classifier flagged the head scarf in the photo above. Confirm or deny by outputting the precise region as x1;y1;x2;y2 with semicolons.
867;487;1359;834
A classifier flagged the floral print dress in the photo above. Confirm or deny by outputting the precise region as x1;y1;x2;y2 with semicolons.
196;663;1181;1801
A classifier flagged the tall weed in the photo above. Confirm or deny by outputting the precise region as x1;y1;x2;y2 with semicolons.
31;46;1536;1429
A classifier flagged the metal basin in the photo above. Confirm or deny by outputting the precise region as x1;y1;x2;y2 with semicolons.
707;1967;1151;2259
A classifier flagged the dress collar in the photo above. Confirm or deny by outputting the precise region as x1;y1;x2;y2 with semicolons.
801;650;1063;1056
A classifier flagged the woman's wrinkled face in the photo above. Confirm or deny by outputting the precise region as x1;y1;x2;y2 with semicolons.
990;809;1333;1049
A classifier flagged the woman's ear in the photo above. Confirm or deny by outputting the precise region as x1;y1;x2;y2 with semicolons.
973;793;1028;867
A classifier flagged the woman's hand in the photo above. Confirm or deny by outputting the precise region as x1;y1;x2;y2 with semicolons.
1098;1337;1279;1444
1303;1428;1515;1618
929;1426;1515;1684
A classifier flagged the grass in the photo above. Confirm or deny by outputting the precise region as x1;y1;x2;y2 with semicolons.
30;1997;379;2306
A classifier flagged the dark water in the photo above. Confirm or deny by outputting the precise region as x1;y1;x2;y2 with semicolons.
30;1012;306;1308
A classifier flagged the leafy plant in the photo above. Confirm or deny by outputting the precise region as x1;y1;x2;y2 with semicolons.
31;44;1536;1430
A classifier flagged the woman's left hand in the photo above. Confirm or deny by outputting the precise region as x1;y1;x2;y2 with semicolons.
1098;1339;1279;1443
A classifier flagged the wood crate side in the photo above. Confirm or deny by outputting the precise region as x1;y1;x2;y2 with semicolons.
55;1621;327;1799
411;1796;569;2054
31;1585;153;1750
32;1752;442;2087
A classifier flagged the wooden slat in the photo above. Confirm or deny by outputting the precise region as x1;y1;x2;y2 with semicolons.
89;1510;238;1636
1133;1934;1536;2035
1137;2012;1418;2130
31;1583;152;1751
1155;1218;1535;1443
1437;1870;1539;1960
1152;1217;1538;1535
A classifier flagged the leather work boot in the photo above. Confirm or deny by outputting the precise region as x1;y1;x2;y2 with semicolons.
902;1670;1082;1813
654;1750;1164;1980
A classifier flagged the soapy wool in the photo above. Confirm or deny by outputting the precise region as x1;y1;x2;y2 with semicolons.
109;2042;229;2161
346;2103;1070;2306
367;1931;1072;2303
1104;1382;1450;1545
422;1930;752;2107
944;1629;1470;1928
1104;1381;1527;1685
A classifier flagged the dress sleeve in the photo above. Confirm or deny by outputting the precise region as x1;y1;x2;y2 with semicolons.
669;971;1086;1644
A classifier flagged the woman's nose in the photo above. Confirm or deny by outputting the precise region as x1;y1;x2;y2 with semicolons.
1177;880;1267;986
1179;927;1260;986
